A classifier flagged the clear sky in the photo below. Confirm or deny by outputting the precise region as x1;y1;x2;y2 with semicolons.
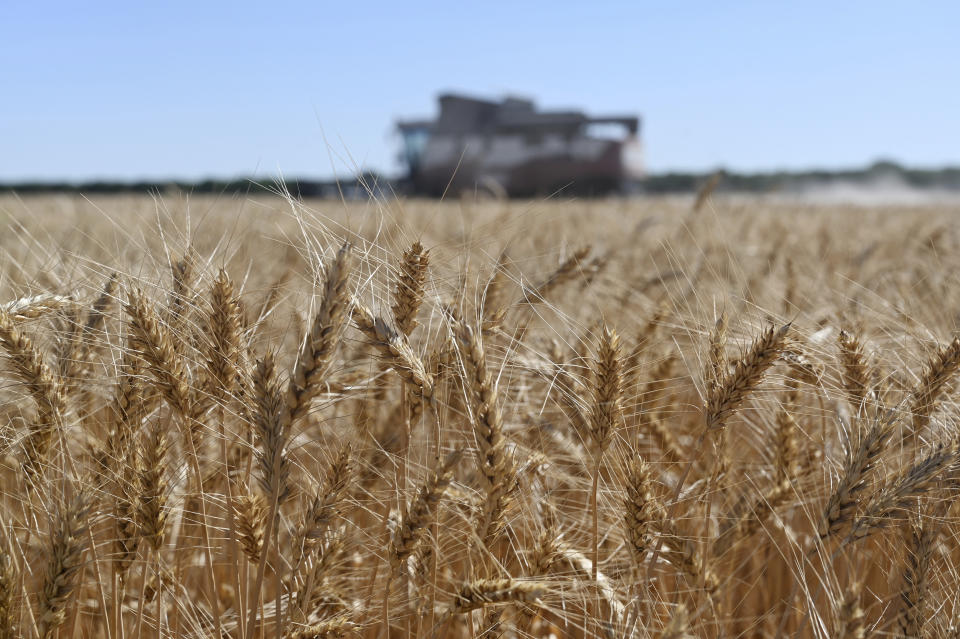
3;1;958;181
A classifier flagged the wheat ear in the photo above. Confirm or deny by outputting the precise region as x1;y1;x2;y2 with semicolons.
590;326;624;456
707;311;729;393
713;480;791;556
453;321;507;485
1;294;72;321
251;354;293;506
773;408;799;484
907;336;960;443
165;249;196;335
201;267;243;403
233;492;267;564
432;579;545;638
588;326;624;581
392;241;429;336
705;323;791;431
0;307;65;477
623;458;666;562
450;579;546;614
245;353;296;639
353;300;433;401
286;615;357;638
37;493;90;639
483;251;511;322
287;242;353;425
846;441;957;542
294;444;352;572
136;419;169;552
390;449;462;574
125;287;195;420
516;527;562;633
75;272;118;373
895;522;938;639
59;274;118;394
112;460;142;577
109;339;155;448
838;329;873;412
523;246;591;303
660;604;689;639
773;353;820;483
453;320;516;544
647;323;785;584
659;523;719;595
0;536;16;639
836;583;866;639
819;410;898;539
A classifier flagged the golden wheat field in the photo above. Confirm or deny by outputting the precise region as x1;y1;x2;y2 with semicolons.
2;192;960;639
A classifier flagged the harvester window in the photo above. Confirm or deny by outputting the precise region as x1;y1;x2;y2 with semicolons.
400;127;430;171
584;122;631;141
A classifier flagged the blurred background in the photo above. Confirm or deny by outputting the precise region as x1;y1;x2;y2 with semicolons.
3;1;959;198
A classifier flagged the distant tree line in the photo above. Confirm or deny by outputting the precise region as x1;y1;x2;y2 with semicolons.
0;173;390;199
3;162;959;197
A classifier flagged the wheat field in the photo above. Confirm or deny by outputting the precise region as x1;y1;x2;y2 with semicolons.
1;192;959;639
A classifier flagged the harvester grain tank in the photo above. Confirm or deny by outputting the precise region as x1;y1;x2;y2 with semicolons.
397;94;643;197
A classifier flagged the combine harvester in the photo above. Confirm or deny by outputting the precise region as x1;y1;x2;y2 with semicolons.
397;93;643;197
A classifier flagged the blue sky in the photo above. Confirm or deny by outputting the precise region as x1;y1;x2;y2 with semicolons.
3;1;958;181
